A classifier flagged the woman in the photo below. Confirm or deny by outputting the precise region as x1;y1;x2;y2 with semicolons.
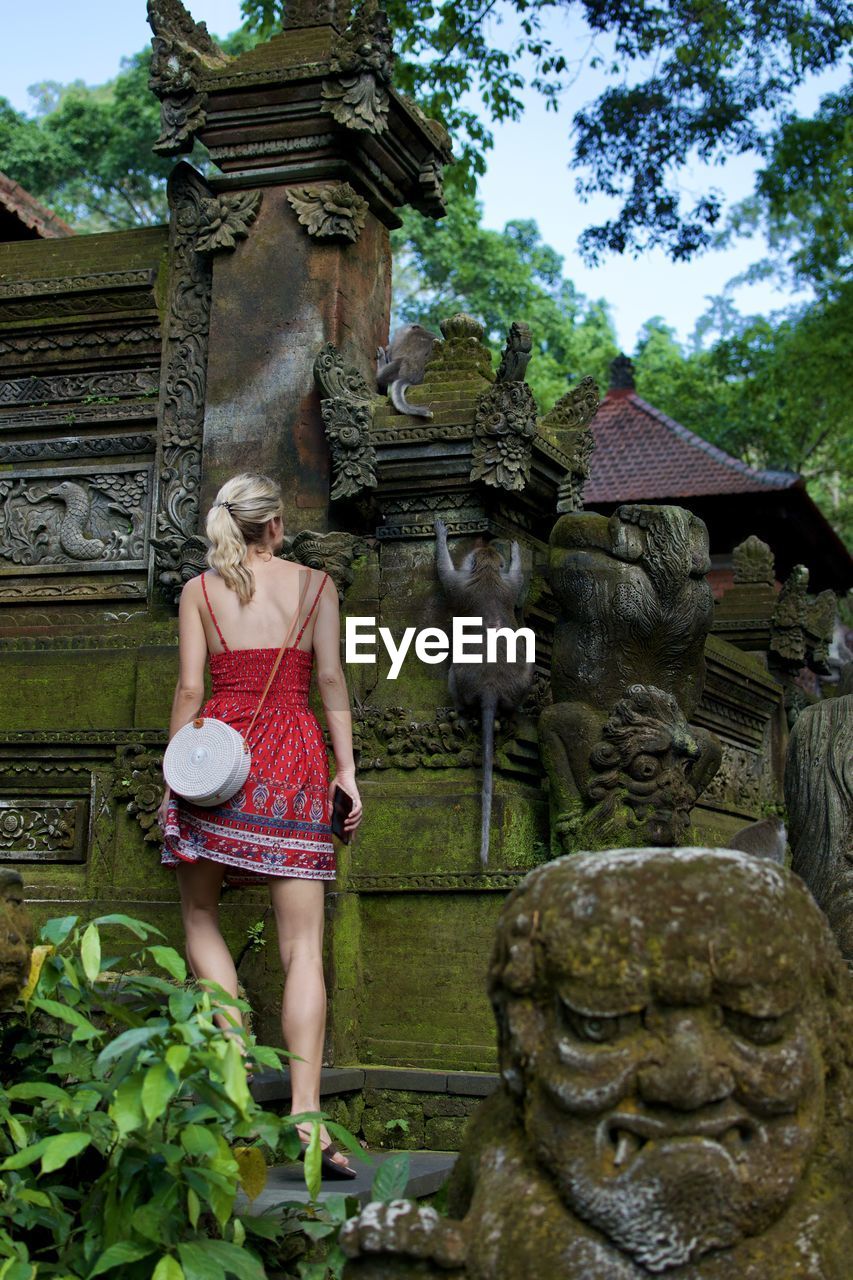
159;472;362;1177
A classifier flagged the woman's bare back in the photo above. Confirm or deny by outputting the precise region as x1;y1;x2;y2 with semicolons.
196;558;319;655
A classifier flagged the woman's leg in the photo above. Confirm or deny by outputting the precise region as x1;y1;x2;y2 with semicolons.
176;857;242;1034
268;875;350;1168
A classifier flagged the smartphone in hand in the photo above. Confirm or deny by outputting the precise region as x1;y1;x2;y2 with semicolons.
331;784;354;843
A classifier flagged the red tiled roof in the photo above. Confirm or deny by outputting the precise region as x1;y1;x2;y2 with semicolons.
0;172;74;240
585;388;799;503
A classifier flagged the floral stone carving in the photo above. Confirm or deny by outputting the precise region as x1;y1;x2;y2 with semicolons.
114;745;165;844
313;344;378;500
286;183;369;242
539;504;721;851
341;849;853;1279
321;0;394;133
194;189;262;253
471;382;538;491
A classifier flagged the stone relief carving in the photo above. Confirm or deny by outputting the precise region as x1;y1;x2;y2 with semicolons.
0;581;146;604
785;695;853;964
0;269;155;300
539;505;721;851
698;742;764;816
114;745;164;844
342;849;853;1279
321;0;394;133
152;165;260;606
351;870;526;893
0;801;80;861
576;684;719;847
733;534;775;584
471;382;538;492
541;375;600;433
286;182;369;242
281;529;368;600
313;343;378;500
769;564;809;663
0;327;160;359
0;369;158;407
0;870;32;1010
194;189;262;253
147;0;230;155
0;436;155;466
352;705;491;771
417;157;446;217
539;375;600;514
769;564;836;672
496;322;532;384
0;471;148;570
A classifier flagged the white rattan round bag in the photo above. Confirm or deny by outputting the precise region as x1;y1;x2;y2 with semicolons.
163;716;251;808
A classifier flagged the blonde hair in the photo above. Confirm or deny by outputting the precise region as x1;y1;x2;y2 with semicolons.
206;473;283;604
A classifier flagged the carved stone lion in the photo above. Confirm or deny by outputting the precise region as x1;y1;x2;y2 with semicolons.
341;849;853;1278
539;505;721;848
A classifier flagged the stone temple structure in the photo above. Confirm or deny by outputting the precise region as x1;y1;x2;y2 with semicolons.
0;0;846;1154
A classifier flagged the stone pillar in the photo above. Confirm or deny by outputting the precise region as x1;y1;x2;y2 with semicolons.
147;0;451;533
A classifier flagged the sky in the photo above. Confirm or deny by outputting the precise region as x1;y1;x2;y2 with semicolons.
0;0;840;351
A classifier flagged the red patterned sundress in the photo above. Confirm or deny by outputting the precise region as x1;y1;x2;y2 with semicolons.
161;570;335;886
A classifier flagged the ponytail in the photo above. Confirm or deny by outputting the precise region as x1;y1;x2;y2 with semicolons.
205;473;283;604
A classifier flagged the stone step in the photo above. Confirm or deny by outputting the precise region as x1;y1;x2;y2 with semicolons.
249;1064;499;1105
248;1150;457;1210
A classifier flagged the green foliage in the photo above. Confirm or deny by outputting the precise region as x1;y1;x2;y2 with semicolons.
370;1152;411;1204
0;914;366;1279
0;52;173;231
392;194;619;410
632;291;853;546
0;30;261;234
241;0;849;261
722;85;852;296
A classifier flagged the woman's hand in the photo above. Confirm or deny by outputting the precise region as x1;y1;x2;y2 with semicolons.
329;771;362;836
157;785;172;830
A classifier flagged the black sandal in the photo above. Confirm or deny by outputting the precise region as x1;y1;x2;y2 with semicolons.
296;1127;357;1180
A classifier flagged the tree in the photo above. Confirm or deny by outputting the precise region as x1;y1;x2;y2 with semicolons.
720;84;852;297
0;31;260;233
632;295;853;545
241;0;850;263
392;194;619;407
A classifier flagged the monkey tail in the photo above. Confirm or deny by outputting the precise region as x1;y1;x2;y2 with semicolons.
480;691;497;868
390;379;433;420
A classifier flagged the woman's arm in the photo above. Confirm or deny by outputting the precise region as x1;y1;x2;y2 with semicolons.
158;579;209;824
168;579;209;739
311;573;363;833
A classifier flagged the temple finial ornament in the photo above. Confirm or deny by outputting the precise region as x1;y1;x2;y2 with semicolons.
147;0;230;156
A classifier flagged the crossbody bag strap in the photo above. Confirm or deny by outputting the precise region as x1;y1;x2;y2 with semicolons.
244;570;312;743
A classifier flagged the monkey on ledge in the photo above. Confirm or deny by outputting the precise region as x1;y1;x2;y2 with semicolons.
434;518;534;865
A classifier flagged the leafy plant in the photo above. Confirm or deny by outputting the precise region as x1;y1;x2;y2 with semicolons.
383;1117;411;1136
0;914;367;1280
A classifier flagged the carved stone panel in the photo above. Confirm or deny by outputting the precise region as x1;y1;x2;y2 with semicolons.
0;462;153;605
0;798;88;863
